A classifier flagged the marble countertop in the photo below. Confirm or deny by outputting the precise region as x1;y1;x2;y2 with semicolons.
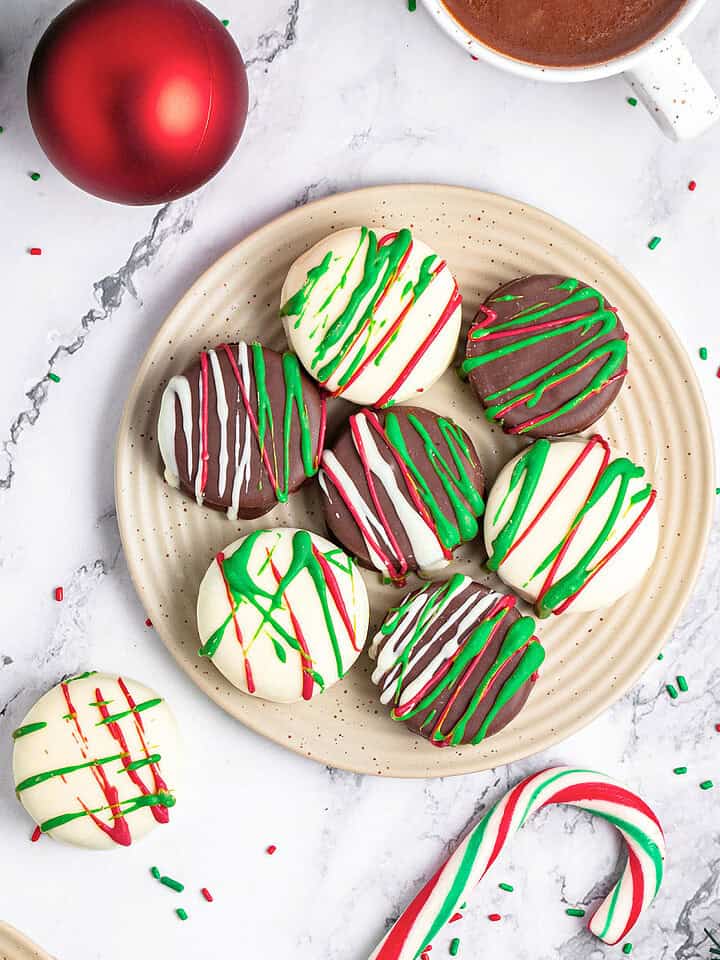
1;1;719;957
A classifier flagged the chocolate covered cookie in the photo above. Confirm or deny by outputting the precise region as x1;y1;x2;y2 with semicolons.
318;406;485;585
462;275;628;438
369;574;545;747
158;341;326;519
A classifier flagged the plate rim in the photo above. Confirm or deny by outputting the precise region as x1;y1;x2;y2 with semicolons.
115;182;716;778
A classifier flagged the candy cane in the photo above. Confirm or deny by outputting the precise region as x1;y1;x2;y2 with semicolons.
369;766;665;959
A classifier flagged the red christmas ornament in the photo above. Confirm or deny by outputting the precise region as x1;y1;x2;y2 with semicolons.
27;0;249;205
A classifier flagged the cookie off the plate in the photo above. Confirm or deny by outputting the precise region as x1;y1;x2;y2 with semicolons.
280;226;462;407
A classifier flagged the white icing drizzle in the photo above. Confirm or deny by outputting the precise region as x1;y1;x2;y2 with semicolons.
157;374;194;489
370;577;501;710
194;367;205;505
208;348;230;500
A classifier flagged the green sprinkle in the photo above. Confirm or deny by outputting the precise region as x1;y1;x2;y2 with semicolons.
700;347;708;360
48;372;61;383
673;766;687;775
0;126;4;133
221;18;229;25
657;652;664;660
622;944;633;955
716;488;720;496
29;171;40;181
449;938;460;956
498;882;514;892
677;675;688;692
408;0;417;9
150;866;161;879
700;780;714;790
648;236;662;250
627;97;638;106
666;683;678;699
176;908;188;921
161;876;185;892
566;908;586;917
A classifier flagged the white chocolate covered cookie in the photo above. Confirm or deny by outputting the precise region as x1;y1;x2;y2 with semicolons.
484;435;659;616
197;528;369;702
280;226;462;407
12;672;179;850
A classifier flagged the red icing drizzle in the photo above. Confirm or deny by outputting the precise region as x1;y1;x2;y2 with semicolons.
216;550;255;693
266;550;316;701
311;544;360;651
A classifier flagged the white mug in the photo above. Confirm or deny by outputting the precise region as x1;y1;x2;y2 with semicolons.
420;0;720;140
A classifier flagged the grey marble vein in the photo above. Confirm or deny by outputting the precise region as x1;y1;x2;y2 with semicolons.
245;0;300;68
0;199;195;493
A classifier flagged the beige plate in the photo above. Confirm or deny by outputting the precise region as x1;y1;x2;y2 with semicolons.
115;184;714;777
0;923;54;960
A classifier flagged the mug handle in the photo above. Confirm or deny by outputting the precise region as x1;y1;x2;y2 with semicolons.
624;35;720;140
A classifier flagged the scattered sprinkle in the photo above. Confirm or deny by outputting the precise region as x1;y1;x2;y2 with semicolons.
48;372;61;382
622;944;633;955
221;17;229;25
449;938;461;956
145;617;153;627
666;683;678;700
566;908;586;917
688;180;697;191
673;766;688;775
715;723;720;732
176;908;188;921
677;675;688;692
498;882;514;892
460;903;466;910
31;826;42;842
716;366;720;379
700;780;714;790
29;247;42;256
488;913;502;922
449;912;463;923
716;489;720;496
201;887;213;902
699;347;708;360
160;875;185;892
408;0;417;9
266;844;277;855
0;126;4;133
648;236;662;250
54;586;64;602
657;652;664;660
150;866;161;879
627;96;638;106
29;172;40;181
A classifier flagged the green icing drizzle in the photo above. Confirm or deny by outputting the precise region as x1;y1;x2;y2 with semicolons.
96;698;163;726
249;343;320;502
124;754;162;772
461;278;627;434
40;791;175;835
384;413;485;550
16;753;125;793
281;250;333;325
12;721;47;739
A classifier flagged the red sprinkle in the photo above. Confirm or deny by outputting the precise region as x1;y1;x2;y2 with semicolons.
54;586;64;602
715;723;720;732
201;887;213;902
688;180;697;191
488;913;502;922
449;913;463;923
145;618;153;627
266;844;277;855
29;247;42;255
31;826;42;842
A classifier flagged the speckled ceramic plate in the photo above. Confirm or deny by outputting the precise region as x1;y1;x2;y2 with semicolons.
0;924;54;960
115;184;715;777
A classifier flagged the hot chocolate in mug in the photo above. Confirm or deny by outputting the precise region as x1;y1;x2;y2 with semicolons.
421;0;719;140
